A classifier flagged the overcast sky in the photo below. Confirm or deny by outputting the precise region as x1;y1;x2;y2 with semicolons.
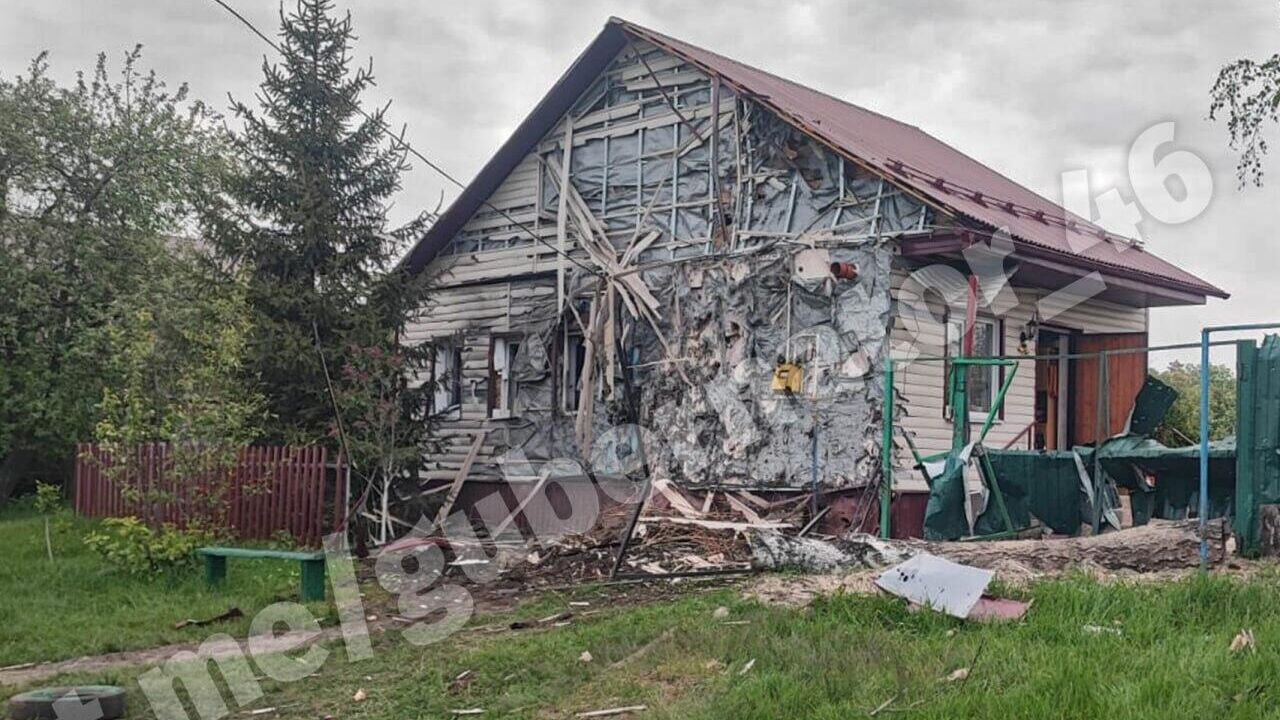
3;0;1278;366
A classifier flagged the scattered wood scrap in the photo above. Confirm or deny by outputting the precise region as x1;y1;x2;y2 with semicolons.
724;494;764;524
174;607;244;630
652;479;705;519
638;517;791;531
575;706;647;718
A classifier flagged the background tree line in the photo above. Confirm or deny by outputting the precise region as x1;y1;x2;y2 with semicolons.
0;0;431;512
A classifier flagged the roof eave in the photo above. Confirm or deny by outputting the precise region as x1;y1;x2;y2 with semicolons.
900;231;1229;306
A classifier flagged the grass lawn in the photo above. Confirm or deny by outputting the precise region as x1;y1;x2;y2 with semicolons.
0;504;330;666
9;568;1280;719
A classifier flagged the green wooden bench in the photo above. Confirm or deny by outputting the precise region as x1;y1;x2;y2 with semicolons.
197;547;327;602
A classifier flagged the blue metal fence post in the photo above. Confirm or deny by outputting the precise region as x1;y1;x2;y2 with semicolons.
1199;329;1211;569
1198;322;1280;569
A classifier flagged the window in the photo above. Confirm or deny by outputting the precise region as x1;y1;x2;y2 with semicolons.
489;336;521;419
430;342;463;419
562;330;587;412
946;315;1003;415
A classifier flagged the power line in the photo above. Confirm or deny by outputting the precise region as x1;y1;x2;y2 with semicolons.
209;0;602;277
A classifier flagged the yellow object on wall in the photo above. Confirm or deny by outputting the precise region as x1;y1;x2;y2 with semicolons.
771;362;803;394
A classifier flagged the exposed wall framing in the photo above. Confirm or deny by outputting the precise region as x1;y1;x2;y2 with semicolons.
409;39;942;495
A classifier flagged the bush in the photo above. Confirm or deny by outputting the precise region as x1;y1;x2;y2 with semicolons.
33;481;62;514
84;517;212;575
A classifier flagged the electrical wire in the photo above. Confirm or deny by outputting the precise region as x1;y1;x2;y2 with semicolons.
208;0;602;277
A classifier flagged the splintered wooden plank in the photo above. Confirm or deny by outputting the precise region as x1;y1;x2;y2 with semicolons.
724;493;764;524
651;479;705;519
432;432;487;530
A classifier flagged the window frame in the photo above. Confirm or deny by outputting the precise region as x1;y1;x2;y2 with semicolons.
944;313;1005;420
429;341;463;421
488;335;521;419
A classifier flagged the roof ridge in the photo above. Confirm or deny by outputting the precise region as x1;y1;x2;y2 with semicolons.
609;17;916;129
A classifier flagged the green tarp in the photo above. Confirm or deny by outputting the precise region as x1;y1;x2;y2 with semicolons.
922;451;972;541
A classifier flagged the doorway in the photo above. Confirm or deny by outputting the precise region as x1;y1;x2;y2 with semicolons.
1034;329;1071;450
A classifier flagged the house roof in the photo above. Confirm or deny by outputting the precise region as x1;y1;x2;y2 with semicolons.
404;18;1227;302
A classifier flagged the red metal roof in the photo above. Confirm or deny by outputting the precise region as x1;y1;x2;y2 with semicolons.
405;18;1226;301
615;19;1225;300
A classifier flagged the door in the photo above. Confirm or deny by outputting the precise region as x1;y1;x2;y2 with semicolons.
1071;332;1148;445
1034;330;1069;450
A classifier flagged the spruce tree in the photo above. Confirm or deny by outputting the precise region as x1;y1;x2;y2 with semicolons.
214;0;428;444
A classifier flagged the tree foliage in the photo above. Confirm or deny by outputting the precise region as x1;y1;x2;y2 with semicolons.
1210;46;1280;186
0;47;229;504
212;0;431;449
1149;362;1236;447
92;249;265;528
331;343;432;541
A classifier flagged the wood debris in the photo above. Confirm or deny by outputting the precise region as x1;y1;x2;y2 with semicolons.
575;705;648;718
447;670;475;694
1231;629;1256;654
173;607;243;630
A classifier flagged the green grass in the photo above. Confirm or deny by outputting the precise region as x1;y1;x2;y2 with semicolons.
0;505;330;666
11;570;1280;719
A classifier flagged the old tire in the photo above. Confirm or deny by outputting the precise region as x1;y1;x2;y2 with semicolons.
7;686;125;720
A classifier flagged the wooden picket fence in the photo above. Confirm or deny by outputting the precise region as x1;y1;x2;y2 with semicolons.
73;443;348;547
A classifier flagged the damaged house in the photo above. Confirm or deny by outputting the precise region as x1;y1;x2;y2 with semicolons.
398;18;1227;535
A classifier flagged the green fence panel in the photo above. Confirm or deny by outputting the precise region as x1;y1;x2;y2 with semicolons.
978;450;1083;535
1129;375;1179;437
1236;335;1280;554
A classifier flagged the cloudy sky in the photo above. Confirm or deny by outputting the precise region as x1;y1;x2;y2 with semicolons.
3;0;1277;365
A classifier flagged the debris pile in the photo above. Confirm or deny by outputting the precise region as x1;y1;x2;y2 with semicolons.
432;484;836;590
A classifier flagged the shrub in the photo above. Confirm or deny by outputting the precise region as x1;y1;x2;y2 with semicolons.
33;481;62;514
84;517;212;575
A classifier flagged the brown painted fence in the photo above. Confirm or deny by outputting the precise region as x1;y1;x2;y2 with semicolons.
73;443;348;546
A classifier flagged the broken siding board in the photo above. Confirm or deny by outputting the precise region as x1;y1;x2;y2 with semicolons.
405;280;558;438
485;155;541;208
454;208;542;235
618;53;685;81
430;247;591;287
568;102;726;145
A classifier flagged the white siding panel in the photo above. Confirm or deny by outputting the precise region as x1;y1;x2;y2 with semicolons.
888;269;1148;491
405;278;560;478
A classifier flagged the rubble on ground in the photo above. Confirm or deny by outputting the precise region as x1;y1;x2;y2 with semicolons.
748;518;1228;575
414;474;1232;617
